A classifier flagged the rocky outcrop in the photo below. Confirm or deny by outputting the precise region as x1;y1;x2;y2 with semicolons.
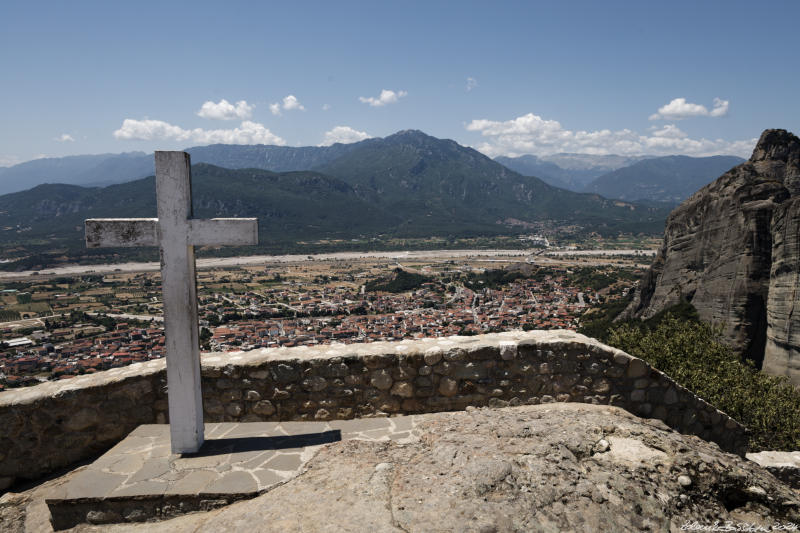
2;404;798;532
178;404;800;532
625;129;800;384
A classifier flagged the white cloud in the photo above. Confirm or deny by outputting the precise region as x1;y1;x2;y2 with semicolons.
114;119;185;140
709;97;729;117
196;99;254;120
0;155;22;167
270;95;305;116
650;124;687;139
649;97;729;120
55;133;75;142
319;126;371;146
322;103;331;111
359;89;407;107
113;119;285;145
282;95;304;111
1;154;48;167
466;77;478;91
466;112;755;158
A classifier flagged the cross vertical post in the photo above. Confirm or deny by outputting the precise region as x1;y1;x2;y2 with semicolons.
85;151;258;454
156;152;204;454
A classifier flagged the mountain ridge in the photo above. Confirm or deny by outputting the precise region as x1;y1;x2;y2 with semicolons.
495;153;654;191
311;130;667;236
493;155;574;189
0;152;153;194
0;165;392;250
0;131;670;260
3;130;746;197
583;154;745;203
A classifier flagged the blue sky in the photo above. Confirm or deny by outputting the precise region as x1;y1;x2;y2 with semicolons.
1;0;798;166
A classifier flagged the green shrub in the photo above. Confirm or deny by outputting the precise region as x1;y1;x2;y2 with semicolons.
567;266;637;291
464;269;524;290
16;293;32;304
365;268;430;293
606;315;800;451
0;309;20;321
577;296;633;341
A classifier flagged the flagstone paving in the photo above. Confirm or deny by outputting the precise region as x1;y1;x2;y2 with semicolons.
45;416;421;529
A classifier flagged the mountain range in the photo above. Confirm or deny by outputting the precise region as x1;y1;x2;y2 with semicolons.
0;166;389;248
1;137;742;205
3;148;638;195
581;155;744;203
0;152;154;194
0;143;363;195
0;130;670;257
497;153;745;203
495;153;651;191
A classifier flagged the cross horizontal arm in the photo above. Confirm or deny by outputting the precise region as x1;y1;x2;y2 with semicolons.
189;218;258;246
85;218;258;248
85;218;159;248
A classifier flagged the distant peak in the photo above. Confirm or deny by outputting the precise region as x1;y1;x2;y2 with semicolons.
751;129;800;162
384;129;434;142
390;129;426;137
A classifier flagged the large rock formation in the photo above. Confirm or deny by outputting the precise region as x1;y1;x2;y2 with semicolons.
625;129;800;384
2;404;799;532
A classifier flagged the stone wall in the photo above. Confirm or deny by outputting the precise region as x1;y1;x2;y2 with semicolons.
0;331;748;490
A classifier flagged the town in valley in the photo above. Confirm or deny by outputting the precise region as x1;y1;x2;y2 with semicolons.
0;245;654;389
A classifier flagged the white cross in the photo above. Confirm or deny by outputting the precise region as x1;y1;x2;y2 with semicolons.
85;151;258;454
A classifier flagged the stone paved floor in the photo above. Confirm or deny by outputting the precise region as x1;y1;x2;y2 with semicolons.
45;417;420;529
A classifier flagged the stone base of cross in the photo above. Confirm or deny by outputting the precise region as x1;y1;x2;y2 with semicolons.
85;152;258;454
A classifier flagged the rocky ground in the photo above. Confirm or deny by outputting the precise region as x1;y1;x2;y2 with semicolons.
2;403;799;532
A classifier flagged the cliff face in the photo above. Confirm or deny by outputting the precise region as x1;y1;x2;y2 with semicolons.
765;196;800;379
626;129;800;383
